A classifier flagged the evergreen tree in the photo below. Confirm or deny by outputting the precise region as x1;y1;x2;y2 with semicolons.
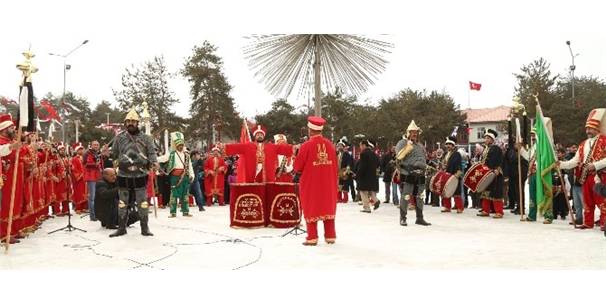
182;41;240;149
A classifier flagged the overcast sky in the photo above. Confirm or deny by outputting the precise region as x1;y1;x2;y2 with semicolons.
2;0;605;121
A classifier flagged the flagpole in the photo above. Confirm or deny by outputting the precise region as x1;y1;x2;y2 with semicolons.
467;88;471;109
517;145;525;221
6;50;37;252
4;127;23;252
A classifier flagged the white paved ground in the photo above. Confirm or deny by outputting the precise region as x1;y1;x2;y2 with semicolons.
2;184;605;270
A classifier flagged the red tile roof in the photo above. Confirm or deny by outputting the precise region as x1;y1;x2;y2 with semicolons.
462;105;511;123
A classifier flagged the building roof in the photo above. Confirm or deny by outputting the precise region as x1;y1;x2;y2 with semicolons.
462;105;511;123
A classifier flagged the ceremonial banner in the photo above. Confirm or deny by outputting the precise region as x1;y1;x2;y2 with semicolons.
18;79;35;131
266;182;300;228
230;183;266;228
534;104;556;214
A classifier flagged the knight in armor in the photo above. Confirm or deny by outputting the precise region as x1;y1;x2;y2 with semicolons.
476;129;505;219
395;120;431;227
109;108;158;237
440;136;464;213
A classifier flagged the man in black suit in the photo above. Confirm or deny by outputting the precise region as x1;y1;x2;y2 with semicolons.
357;139;380;213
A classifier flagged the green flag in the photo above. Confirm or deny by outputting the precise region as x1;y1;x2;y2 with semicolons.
534;104;556;215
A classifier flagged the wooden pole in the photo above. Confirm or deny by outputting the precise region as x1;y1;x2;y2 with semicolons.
151;171;157;219
314;37;322;117
517;147;525;221
4;126;23;253
556;168;577;228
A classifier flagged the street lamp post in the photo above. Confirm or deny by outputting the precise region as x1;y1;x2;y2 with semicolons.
566;40;578;106
75;119;80;143
49;39;89;143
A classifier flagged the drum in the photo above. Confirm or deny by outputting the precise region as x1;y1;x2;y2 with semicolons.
463;163;496;193
229;183;266;228
265;182;301;228
430;171;458;198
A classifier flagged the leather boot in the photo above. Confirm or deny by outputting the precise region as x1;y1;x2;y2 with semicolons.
399;208;407;226
109;213;127;238
415;218;431;226
415;209;431;226
140;215;154;236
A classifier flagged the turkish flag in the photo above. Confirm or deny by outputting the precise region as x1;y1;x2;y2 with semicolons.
469;81;482;91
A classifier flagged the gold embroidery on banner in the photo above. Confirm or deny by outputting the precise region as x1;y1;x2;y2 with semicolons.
233;193;265;224
313;143;333;166
270;192;300;224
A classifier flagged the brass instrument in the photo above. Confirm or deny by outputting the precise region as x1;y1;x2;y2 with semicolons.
578;140;598;184
396;142;413;161
276;155;288;178
340;165;353;180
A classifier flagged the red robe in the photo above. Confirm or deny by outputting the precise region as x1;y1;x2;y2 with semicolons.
225;142;293;183
54;156;69;202
33;151;48;220
45;154;57;211
71;155;87;211
575;134;606;228
52;155;70;215
204;156;226;204
293;134;338;223
20;145;37;232
0;135;28;240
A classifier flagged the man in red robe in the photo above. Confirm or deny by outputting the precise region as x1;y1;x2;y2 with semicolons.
45;147;57;215
204;146;226;206
52;144;70;216
71;143;87;213
224;125;293;183
35;143;50;221
0;114;27;244
559;108;606;230
293;116;338;246
32;144;46;225
20;133;38;234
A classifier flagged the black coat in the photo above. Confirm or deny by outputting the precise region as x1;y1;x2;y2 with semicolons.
380;152;395;183
338;151;354;185
94;179;118;227
483;144;504;199
356;148;379;191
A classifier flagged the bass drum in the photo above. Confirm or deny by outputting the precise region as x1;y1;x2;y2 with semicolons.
463;163;495;193
430;171;458;198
